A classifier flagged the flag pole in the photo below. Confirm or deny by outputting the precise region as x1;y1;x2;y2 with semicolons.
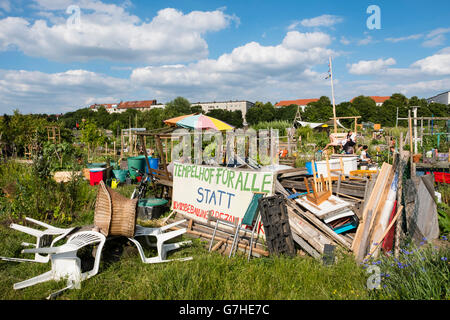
329;56;337;134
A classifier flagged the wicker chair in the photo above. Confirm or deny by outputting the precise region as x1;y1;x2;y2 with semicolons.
94;181;138;238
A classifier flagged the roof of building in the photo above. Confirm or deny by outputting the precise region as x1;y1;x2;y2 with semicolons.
350;96;391;104
118;100;157;109
275;99;319;107
427;91;450;100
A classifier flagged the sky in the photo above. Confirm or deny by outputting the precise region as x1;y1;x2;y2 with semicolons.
0;0;449;114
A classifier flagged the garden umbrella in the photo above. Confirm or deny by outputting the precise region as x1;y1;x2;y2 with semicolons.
163;114;194;126
164;114;234;131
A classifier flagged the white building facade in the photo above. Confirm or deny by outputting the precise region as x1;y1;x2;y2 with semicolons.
191;100;255;123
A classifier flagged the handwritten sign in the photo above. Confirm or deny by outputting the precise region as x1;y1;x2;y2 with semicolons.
171;163;275;224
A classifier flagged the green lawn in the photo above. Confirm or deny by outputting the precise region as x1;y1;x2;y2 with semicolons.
0;222;370;300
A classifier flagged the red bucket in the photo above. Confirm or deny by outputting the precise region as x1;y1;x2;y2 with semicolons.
89;169;105;186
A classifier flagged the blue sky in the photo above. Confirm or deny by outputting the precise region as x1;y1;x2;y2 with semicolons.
0;0;449;114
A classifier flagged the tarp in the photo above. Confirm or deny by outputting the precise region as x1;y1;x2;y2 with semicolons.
296;121;326;129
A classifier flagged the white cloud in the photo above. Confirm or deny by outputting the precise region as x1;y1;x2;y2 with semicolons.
357;35;373;46
411;47;450;75
131;31;334;89
300;14;343;28
0;69;132;113
0;0;11;12
348;58;396;75
385;33;423;43
0;29;336;113
0;3;237;63
399;78;450;95
340;36;350;45
422;27;450;47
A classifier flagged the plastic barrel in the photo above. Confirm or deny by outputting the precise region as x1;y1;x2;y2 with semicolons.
89;168;105;186
127;156;146;178
145;157;159;174
87;162;107;169
305;161;318;175
112;169;128;183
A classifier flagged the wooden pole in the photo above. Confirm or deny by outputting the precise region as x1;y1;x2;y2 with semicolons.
408;110;415;177
329;56;337;134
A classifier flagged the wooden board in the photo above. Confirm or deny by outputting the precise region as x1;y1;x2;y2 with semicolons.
287;199;352;249
351;162;392;262
295;195;351;218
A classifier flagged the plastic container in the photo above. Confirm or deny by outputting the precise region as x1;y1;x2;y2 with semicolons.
127;156;146;178
112;169;128;183
305;161;317;175
87;162;107;169
89;168;105;186
341;157;358;174
314;157;357;178
146;157;159;174
137;198;168;220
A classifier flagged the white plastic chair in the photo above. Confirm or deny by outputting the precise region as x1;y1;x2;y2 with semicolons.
13;230;106;297
128;220;192;264
0;217;76;263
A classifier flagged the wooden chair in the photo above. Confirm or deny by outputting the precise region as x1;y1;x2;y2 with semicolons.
303;175;332;206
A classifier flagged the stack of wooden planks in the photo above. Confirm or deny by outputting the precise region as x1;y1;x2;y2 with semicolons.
351;151;410;262
167;214;270;258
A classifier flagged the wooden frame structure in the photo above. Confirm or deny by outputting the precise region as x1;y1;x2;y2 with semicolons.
329;116;362;134
135;128;176;200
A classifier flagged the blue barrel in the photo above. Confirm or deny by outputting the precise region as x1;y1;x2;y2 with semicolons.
305;161;318;175
145;157;159;174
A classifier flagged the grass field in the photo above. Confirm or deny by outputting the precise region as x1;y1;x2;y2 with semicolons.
0;163;448;300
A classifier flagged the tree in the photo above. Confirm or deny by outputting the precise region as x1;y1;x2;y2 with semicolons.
378;93;409;126
190;105;204;114
206;109;243;128
245;101;276;125
80;119;106;159
165;97;192;117
302;96;333;122
351;95;377;123
274;104;297;122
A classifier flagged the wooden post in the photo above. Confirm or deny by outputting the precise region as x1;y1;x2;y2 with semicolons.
408;110;415;177
155;135;167;171
120;130;124;161
329;56;337;134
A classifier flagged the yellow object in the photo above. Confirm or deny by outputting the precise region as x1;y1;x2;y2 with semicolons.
374;124;381;131
350;170;378;179
111;178;119;189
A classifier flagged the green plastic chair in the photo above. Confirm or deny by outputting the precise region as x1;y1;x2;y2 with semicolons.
229;193;264;260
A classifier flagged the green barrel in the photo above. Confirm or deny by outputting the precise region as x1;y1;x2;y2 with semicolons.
112;169;128;183
127;155;147;178
87;162;107;169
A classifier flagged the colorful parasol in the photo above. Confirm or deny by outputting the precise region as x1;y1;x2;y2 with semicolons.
164;114;234;131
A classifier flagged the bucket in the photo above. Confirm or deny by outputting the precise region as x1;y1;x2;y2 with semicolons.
89;168;105;186
146;157;159;174
341;157;358;174
137;198;168;220
113;169;128;183
127;156;146;178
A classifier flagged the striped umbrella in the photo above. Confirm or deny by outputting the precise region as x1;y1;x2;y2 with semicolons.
164;114;234;131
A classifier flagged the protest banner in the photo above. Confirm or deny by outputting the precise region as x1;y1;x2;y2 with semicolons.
171;163;275;225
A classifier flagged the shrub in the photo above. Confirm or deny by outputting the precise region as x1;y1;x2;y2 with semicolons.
0;161;96;224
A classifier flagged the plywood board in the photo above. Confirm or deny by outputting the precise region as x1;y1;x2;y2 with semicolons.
295;195;351;218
